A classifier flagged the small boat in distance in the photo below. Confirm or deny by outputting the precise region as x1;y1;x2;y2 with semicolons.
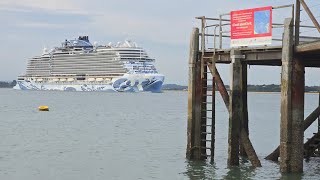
14;36;164;92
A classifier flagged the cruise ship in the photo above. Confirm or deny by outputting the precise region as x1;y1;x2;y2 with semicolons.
14;36;164;92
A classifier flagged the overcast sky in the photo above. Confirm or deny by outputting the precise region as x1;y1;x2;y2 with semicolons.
0;0;319;85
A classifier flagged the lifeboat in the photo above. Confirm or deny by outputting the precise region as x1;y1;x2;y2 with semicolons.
96;78;103;82
88;78;95;82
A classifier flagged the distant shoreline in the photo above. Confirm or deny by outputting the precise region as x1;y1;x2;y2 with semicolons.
2;81;320;93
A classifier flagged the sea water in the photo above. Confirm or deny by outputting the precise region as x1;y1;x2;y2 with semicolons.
0;89;319;180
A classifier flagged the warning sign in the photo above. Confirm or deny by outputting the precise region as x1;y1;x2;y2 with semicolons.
231;6;272;47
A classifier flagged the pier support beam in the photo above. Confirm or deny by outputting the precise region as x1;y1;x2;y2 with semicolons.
228;50;242;166
266;106;320;161
280;18;305;173
208;65;229;109
187;27;202;160
240;63;248;157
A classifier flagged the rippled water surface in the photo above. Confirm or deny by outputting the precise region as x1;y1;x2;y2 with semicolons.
0;89;320;179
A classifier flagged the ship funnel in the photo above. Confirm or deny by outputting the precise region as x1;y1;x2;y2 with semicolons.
78;36;89;42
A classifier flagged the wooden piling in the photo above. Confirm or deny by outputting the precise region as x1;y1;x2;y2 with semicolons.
318;93;320;133
280;18;304;173
240;63;248;157
187;27;200;159
228;50;242;166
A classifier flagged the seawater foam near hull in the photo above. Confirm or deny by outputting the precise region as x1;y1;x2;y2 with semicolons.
14;36;165;92
14;74;164;92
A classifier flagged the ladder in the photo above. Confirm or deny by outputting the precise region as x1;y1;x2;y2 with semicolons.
199;51;215;160
304;132;320;159
198;16;215;160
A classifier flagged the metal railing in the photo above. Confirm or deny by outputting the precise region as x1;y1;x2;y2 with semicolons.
195;3;319;53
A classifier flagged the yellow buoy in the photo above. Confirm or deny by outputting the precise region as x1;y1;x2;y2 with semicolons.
38;105;49;111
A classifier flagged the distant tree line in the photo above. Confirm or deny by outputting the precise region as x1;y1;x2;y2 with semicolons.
162;83;320;92
0;80;16;88
2;81;320;92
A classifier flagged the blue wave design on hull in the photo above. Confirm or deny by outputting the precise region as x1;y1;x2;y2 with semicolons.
15;76;164;92
143;80;163;93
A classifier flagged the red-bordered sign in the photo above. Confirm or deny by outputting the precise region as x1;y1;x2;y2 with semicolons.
231;6;272;47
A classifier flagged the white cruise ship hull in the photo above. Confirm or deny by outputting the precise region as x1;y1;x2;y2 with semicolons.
14;74;164;93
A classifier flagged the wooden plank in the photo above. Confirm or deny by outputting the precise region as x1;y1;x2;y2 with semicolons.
295;41;320;53
240;129;262;167
187;27;200;159
228;49;242;166
203;49;283;65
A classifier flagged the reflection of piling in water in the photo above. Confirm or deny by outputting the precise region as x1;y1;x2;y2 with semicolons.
187;1;320;174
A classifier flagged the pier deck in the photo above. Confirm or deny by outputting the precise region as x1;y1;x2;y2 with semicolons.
203;44;320;67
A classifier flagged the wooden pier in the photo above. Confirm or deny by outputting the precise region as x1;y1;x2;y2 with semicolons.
187;0;320;173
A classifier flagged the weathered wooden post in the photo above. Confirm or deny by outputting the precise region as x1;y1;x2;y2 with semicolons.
318;92;320;133
240;63;248;157
187;27;202;160
228;49;243;166
280;17;305;173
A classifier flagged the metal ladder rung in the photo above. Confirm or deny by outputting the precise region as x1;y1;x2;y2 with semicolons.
201;154;212;157
201;139;212;142
202;124;212;127
201;132;212;134
201;147;212;149
202;117;212;119
203;102;213;104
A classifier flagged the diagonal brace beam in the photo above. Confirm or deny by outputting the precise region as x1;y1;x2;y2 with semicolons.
208;64;230;110
265;106;320;161
299;0;320;33
240;128;262;167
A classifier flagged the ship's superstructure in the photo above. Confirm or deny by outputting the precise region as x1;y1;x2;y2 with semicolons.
14;36;164;92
